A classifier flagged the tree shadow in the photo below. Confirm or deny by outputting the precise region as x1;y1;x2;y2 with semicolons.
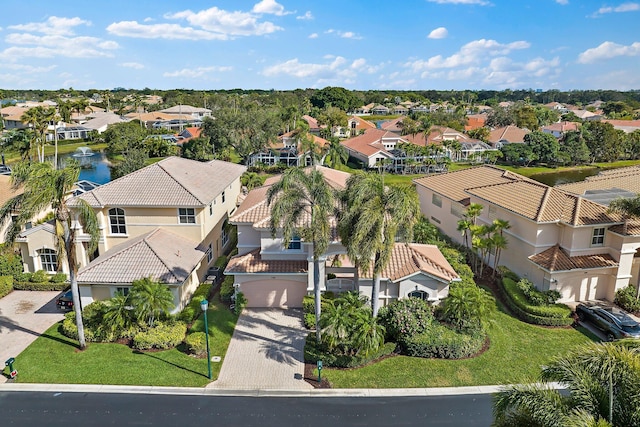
131;349;208;378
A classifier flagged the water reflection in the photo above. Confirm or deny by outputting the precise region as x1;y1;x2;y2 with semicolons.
529;168;601;186
56;150;112;184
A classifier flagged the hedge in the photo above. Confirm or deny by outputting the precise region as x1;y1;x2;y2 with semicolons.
132;322;187;350
184;331;208;357
220;275;235;303
304;334;397;368
499;277;573;326
614;285;640;313
13;281;69;291
0;275;13;299
179;281;214;323
402;324;485;359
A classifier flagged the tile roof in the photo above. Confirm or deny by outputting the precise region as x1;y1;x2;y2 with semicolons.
380;117;405;132
302;115;320;129
341;128;397;157
488;125;530;143
160;105;212;114
82;112;129;130
464;114;487;131
348;116;376;130
77;228;205;285
557;165;640;196
529;245;618;272
363;243;459;282
0;175;22;206
224;249;308;274
71;157;246;208
542;121;580;133
17;220;55;239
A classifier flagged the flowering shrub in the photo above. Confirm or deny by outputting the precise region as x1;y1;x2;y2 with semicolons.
378;297;434;341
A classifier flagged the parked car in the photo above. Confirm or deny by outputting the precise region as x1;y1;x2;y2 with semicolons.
56;290;73;311
576;303;640;341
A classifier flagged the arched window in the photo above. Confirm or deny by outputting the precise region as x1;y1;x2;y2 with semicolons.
408;290;428;301
38;248;58;272
109;208;126;234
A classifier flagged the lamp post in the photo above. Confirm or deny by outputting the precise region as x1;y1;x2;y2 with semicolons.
200;299;212;379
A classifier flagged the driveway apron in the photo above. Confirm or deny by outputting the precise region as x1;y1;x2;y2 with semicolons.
0;291;65;383
210;308;312;390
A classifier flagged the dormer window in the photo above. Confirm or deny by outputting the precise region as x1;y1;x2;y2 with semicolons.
591;227;605;246
287;236;302;250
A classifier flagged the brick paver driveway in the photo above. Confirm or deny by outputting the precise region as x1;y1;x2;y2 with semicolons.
0;291;65;383
210;308;312;390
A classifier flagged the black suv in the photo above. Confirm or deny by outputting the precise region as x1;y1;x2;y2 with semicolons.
56;290;73;311
576;303;640;341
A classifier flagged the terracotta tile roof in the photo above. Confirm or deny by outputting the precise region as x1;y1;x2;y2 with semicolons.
275;131;329;149
465;114;487;131
609;220;640;236
225;249;308;274
529;245;618;272
0;175;23;206
413;165;523;204
160;105;211;114
542;121;580;133
302;115;320;130
602;119;640;128
341;129;396;156
380;117;406;132
557;166;640;196
488;126;530;143
362;243;459;282
71;157;245;208
348;116;376;130
77;228;205;285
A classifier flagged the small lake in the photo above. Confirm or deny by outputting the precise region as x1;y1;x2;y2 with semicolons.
57;150;112;184
529;168;601;187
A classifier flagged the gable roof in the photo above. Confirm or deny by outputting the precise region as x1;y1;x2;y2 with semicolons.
160;105;211;114
488;125;530;143
82;112;129;130
302;115;320;130
225;249;308;275
363;243;459;283
341;128;401;157
557;165;640;196
72;157;246;208
529;245;618;272
77;228;205;285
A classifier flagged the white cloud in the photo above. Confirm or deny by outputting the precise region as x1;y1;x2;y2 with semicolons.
325;29;362;39
252;0;292;16
107;21;228;40
166;7;282;36
555;0;568;4
8;16;90;36
577;41;640;63
261;56;381;81
591;2;640;16
297;11;314;20
143;17;154;22
308;33;318;39
426;0;490;5
428;27;448;39
120;62;144;69
163;66;233;78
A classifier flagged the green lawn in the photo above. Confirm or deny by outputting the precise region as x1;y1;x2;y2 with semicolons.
4;299;237;387
324;302;598;388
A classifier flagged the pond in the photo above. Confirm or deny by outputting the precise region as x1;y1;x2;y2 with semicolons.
529;167;601;186
57;148;112;184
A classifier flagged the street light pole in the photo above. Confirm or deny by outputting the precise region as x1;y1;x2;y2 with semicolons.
200;299;212;380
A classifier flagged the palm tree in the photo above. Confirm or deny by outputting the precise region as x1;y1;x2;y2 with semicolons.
339;172;420;317
441;281;495;331
21;106;55;162
129;276;175;327
607;195;640;235
0;161;100;349
493;342;640;427
491;219;511;279
240;171;263;191
267;167;334;343
103;291;134;334
324;137;348;169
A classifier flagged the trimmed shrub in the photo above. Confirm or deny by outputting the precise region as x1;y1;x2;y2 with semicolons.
497;266;520;282
50;273;68;283
402;324;485;359
499;277;573;326
0;250;24;278
378;297;434;341
304;313;316;329
233;292;247;315
13;281;68;291
220;275;235;303
302;293;335;315
0;276;13;299
179;281;214;323
30;270;50;283
184;331;208;357
517;279;561;306
61;311;96;342
304;333;397;368
132;322;187;350
614;285;640;313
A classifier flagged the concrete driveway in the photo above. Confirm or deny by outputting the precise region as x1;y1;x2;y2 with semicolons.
0;290;65;382
210;308;313;390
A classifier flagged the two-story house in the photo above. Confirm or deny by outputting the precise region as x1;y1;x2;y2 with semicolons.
225;166;460;308
414;165;640;302
16;157;246;311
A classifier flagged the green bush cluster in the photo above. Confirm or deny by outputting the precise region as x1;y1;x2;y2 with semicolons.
0;248;24;278
179;281;213;323
614;285;640;313
62;301;136;342
132;322;187;350
219;275;235;302
377;297;434;341
233;292;247;315
302;293;334;316
517;278;561;306
11;270;68;291
500;277;573;326
13;281;68;291
304;313;316;329
184;331;208;357
0;276;13;299
304;334;396;368
402;324;485;359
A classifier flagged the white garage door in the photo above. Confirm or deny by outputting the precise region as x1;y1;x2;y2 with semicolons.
241;279;307;308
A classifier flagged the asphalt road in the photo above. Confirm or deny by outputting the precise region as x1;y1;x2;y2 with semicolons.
0;391;494;426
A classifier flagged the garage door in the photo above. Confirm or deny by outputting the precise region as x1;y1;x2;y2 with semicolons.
241;279;307;308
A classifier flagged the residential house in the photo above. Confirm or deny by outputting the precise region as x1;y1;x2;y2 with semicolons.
56;126;91;141
602;119;640;134
248;131;329;167
159;105;212;120
413;165;640;303
83;112;130;134
15;157;246;311
124;111;191;128
301;115;322;135
464;114;487;131
225;166;459;308
379;117;405;134
542;121;580;139
341;129;406;168
0;175;23;244
393;105;409;115
371;105;390;115
544;102;569;113
1;106;30;130
176;127;203;144
352;103;376;115
347;115;376;137
488;125;531;148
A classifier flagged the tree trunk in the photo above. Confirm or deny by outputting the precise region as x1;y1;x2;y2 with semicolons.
69;268;86;349
63;217;86;349
371;274;381;317
313;259;322;344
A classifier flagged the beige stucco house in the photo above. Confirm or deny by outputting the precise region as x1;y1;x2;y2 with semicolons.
414;165;640;303
16;157;246;312
225;166;459;308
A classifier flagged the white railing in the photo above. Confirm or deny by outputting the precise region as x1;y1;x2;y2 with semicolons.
326;278;355;293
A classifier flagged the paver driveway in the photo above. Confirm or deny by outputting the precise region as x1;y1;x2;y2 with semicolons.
0;291;65;383
210;308;313;390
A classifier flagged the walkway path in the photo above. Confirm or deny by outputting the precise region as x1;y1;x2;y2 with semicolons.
0;291;65;383
209;308;312;390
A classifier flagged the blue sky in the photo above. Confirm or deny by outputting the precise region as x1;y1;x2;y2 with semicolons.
0;0;638;91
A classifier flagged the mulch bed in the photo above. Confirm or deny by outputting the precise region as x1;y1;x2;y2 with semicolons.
304;362;331;388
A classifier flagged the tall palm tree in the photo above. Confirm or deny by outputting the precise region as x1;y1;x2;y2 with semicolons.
493;342;640;427
0;161;100;349
324;137;348;169
21;106;54;162
267;167;334;343
491;219;511;279
607;195;640;235
339;172;420;317
130;276;175;327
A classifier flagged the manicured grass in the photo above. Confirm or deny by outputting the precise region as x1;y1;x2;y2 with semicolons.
4;142;108;164
4;299;237;387
323;301;598;388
